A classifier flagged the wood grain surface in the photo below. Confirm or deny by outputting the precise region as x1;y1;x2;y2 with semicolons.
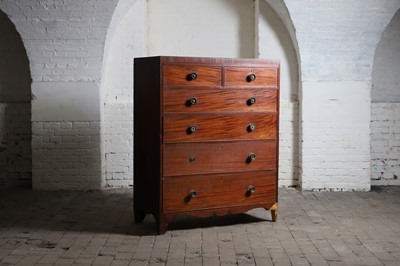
225;67;277;87
163;88;277;113
163;140;277;176
163;113;277;142
164;65;221;86
163;170;276;212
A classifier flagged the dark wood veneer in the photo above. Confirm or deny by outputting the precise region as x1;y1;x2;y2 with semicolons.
134;56;280;234
163;171;276;213
163;113;277;143
163;140;277;176
163;88;277;113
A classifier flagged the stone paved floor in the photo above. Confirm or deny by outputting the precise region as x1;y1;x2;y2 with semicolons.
0;187;400;266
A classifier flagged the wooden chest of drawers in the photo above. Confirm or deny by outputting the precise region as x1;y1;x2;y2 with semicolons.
134;56;279;234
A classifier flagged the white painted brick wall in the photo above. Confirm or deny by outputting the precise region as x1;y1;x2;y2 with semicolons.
0;0;117;83
0;0;117;190
32;122;102;190
257;0;299;187
286;0;400;81
371;103;400;185
1;0;399;191
300;81;371;191
101;0;146;187
285;0;400;191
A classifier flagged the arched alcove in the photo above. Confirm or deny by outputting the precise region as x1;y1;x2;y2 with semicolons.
371;9;400;185
258;0;299;187
100;0;147;187
100;0;300;188
0;9;32;189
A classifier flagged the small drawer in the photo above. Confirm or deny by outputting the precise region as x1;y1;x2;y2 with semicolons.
164;65;221;86
163;140;277;176
163;113;277;143
163;170;276;213
225;67;277;87
163;89;277;113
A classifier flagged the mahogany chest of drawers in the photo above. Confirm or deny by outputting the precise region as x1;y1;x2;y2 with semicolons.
134;56;279;234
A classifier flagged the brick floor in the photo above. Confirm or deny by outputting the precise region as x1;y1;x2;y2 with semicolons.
0;187;399;265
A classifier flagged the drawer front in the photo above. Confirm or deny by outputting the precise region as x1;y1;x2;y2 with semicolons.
164;89;277;113
163;171;276;213
164;65;221;86
225;67;277;87
163;113;277;143
163;140;277;176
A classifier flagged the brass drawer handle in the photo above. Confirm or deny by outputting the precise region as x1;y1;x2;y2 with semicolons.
247;97;256;106
186;72;198;81
247;123;256;132
187;125;197;134
246;73;256;82
186;97;197;107
247;153;256;163
188;190;197;198
246;185;255;197
188;156;196;163
247;185;256;194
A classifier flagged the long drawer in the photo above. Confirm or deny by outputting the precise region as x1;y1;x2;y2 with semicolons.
163;140;277;176
163;89;277;113
163;113;277;143
163;170;277;213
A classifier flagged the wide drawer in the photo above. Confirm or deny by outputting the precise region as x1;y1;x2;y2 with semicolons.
163;65;221;86
163;171;276;213
225;67;277;87
163;89;277;113
163;140;277;176
163;113;277;143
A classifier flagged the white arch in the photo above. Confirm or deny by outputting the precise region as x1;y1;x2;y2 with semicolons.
371;8;400;186
100;0;301;188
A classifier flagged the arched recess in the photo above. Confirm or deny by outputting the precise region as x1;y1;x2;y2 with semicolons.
100;0;146;187
0;9;32;189
371;8;400;185
258;0;300;187
100;0;300;188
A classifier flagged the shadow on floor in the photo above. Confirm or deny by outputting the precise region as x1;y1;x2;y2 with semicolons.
0;188;270;236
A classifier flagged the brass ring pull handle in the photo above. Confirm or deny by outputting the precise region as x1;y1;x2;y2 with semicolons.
247;123;256;132
188;190;197;198
247;153;256;163
186;72;198;81
187;125;197;134
246;73;256;82
186;97;197;107
247;98;256;106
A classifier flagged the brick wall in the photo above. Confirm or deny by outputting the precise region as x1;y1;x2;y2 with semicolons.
257;0;299;187
371;103;400;185
0;0;117;190
32;122;101;190
101;0;146;187
285;0;400;191
1;0;399;190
